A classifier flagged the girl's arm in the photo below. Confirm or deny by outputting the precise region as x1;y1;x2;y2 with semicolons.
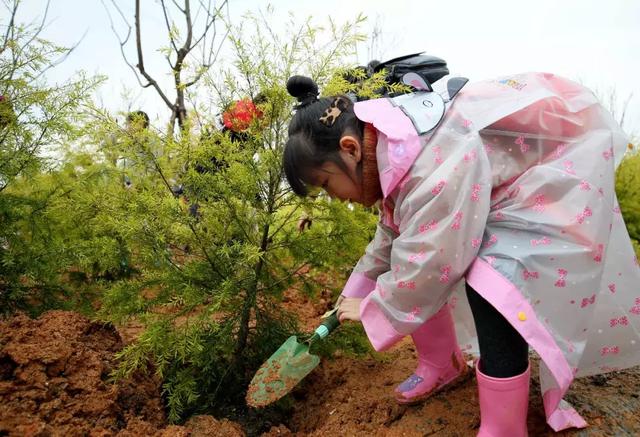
360;143;491;351
340;222;396;299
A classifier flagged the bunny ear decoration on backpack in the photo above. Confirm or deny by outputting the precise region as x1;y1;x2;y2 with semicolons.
401;71;469;101
401;72;433;92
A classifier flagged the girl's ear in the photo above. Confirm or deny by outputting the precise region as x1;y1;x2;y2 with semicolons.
339;135;362;163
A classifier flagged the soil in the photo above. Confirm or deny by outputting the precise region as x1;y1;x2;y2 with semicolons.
0;311;243;437
283;339;640;436
1;299;639;436
274;288;640;436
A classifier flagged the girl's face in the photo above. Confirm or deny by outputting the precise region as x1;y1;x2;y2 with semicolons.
308;134;364;204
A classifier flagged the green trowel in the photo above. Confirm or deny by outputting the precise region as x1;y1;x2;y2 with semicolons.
246;308;341;408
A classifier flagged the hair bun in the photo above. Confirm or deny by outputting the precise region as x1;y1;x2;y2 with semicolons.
286;75;318;106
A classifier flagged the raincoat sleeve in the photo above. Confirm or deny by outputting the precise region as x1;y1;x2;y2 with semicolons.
341;222;396;298
360;144;491;351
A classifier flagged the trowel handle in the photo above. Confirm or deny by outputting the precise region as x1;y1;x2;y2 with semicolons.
313;311;340;340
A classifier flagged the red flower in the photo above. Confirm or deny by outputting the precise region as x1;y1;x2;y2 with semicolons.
222;98;263;132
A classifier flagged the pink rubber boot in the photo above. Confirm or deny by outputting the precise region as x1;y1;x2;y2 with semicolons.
476;362;530;437
395;304;469;404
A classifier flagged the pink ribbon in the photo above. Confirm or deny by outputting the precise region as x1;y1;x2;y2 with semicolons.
408;251;426;263
593;244;604;262
433;146;443;165
564;160;576;175
580;293;596;307
609;316;629;327
449;296;458;309
532;194;546;212
576;206;592;224
531;236;551;247
483;234;498;248
431;180;446;195
464;149;477;163
406;306;421;321
419;220;438;233
451;211;463;230
630;298;640;315
515;135;530;153
600;346;619;356
580;180;591;191
398;280;416;290
471;183;481;202
439;264;452;283
554;143;567;159
555;268;568;288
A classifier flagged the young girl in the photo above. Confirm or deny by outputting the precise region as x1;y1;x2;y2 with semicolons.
282;72;640;436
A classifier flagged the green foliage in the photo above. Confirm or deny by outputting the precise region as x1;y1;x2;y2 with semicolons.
323;67;410;99
615;145;640;257
5;2;639;428
3;3;640;430
75;10;381;423
0;6;383;422
0;9;102;314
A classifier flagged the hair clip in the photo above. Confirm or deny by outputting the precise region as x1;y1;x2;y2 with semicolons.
319;97;348;127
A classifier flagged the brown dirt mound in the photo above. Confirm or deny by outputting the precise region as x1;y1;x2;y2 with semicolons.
2;305;638;436
270;287;640;437
282;338;640;436
0;311;244;437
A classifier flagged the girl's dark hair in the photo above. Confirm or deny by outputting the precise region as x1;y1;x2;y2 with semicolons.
283;75;363;196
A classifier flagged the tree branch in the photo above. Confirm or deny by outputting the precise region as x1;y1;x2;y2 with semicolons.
1;0;19;54
134;0;174;109
101;0;147;89
103;0;229;132
171;0;185;13
159;0;179;54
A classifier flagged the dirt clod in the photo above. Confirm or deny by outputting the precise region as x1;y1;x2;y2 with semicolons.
0;311;243;436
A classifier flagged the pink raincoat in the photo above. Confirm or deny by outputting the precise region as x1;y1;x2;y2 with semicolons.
341;72;640;431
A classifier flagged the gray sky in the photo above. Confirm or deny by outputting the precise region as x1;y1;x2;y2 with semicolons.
11;0;640;137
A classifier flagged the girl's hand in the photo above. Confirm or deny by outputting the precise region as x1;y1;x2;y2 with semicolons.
337;298;363;323
334;295;345;308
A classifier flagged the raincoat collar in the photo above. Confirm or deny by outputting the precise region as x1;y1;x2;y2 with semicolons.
353;75;460;198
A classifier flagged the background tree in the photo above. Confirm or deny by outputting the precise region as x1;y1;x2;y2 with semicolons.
0;0;102;313
615;143;640;257
103;0;229;135
596;87;640;257
88;8;396;425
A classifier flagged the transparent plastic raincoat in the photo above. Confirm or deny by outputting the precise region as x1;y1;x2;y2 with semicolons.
341;72;640;431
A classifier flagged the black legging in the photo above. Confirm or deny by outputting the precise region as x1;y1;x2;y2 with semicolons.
465;283;529;378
